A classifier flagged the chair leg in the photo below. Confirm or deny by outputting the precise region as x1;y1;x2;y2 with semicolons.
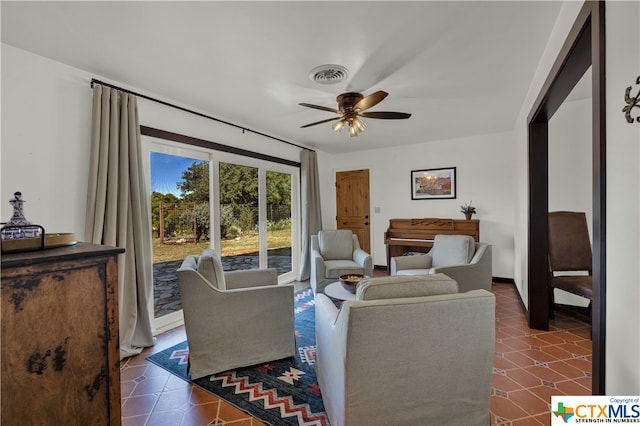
549;286;556;319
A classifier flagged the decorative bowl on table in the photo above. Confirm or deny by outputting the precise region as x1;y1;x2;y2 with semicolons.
339;273;365;294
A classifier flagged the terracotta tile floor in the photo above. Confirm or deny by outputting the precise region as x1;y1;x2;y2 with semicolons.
121;279;591;426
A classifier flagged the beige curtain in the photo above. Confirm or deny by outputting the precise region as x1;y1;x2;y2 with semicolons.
297;150;322;281
85;84;154;359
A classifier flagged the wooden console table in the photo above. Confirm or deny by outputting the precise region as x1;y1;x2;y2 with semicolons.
1;242;124;425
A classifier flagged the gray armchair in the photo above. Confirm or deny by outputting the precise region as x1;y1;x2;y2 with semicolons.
310;230;373;294
390;234;492;293
315;274;495;426
177;249;295;379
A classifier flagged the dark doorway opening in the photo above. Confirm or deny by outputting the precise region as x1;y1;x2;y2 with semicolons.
527;1;605;394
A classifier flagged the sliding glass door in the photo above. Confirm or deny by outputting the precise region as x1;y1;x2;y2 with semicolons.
219;162;259;269
266;170;293;275
217;162;296;279
143;138;299;334
146;144;211;333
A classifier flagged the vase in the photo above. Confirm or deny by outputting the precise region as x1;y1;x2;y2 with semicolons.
465;213;473;221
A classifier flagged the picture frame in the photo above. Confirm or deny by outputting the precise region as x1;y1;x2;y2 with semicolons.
411;167;457;200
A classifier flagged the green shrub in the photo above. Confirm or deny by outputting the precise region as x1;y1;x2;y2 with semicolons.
220;204;237;239
267;218;291;231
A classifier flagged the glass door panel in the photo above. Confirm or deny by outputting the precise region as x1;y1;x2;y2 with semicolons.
266;170;292;275
219;162;259;270
150;151;210;326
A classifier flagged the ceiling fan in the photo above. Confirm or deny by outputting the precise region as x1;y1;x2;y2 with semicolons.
299;90;411;137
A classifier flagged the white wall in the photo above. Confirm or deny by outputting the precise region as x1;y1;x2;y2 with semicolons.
317;131;516;279
1;44;302;241
549;97;592;220
1;44;93;236
603;0;640;394
512;0;640;393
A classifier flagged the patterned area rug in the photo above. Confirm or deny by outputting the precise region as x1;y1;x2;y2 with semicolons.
147;288;328;426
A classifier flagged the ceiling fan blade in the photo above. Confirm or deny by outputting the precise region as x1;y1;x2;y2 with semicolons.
299;103;341;114
354;90;388;111
300;116;343;128
360;111;412;119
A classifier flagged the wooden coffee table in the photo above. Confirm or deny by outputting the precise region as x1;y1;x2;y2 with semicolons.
324;281;357;301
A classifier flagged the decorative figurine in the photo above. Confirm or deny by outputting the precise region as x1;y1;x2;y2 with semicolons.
1;191;42;239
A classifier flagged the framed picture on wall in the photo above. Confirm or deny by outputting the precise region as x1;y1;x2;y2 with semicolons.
411;167;456;200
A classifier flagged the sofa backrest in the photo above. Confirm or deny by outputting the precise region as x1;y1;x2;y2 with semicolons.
318;230;354;260
356;273;458;300
431;234;476;267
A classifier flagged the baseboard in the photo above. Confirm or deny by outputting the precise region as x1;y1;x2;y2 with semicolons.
493;277;515;284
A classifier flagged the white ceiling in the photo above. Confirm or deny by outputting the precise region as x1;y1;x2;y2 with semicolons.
1;1;563;154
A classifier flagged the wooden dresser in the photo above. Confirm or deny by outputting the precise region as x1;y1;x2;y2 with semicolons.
1;242;124;425
384;218;480;270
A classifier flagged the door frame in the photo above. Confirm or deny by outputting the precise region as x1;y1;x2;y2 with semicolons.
527;1;605;394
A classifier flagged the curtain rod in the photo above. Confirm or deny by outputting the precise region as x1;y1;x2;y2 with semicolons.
90;78;314;152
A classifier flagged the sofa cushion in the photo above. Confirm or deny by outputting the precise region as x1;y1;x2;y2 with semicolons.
356;273;458;301
431;235;476;267
197;249;225;289
318;230;353;260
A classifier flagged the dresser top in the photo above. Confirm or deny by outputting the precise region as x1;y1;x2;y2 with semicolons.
1;242;125;269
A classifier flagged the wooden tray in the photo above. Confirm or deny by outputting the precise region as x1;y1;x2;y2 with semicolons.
1;233;77;253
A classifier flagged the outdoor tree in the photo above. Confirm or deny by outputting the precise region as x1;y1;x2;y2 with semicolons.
173;161;292;237
178;161;210;203
266;171;291;206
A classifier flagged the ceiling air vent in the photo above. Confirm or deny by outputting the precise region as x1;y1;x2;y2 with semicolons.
309;64;349;85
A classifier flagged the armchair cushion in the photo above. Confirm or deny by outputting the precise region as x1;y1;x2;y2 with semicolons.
318;229;353;260
225;268;278;290
431;234;475;267
356;274;458;300
323;260;366;279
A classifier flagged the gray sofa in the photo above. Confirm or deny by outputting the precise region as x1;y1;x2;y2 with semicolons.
315;274;495;426
310;230;373;294
390;234;492;293
177;249;295;379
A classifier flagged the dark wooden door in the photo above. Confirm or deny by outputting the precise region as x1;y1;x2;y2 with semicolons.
336;169;370;253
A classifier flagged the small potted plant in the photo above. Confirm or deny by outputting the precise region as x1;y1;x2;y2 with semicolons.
461;201;476;221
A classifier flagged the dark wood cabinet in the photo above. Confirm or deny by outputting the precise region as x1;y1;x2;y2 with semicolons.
1;242;124;425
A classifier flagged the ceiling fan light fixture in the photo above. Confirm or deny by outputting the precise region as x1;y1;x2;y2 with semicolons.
309;64;349;85
299;89;410;138
353;117;366;132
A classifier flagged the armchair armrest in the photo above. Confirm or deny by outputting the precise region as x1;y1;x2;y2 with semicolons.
431;245;492;292
315;293;340;324
353;247;373;276
390;254;432;274
224;268;278;290
311;247;327;284
314;293;346;405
